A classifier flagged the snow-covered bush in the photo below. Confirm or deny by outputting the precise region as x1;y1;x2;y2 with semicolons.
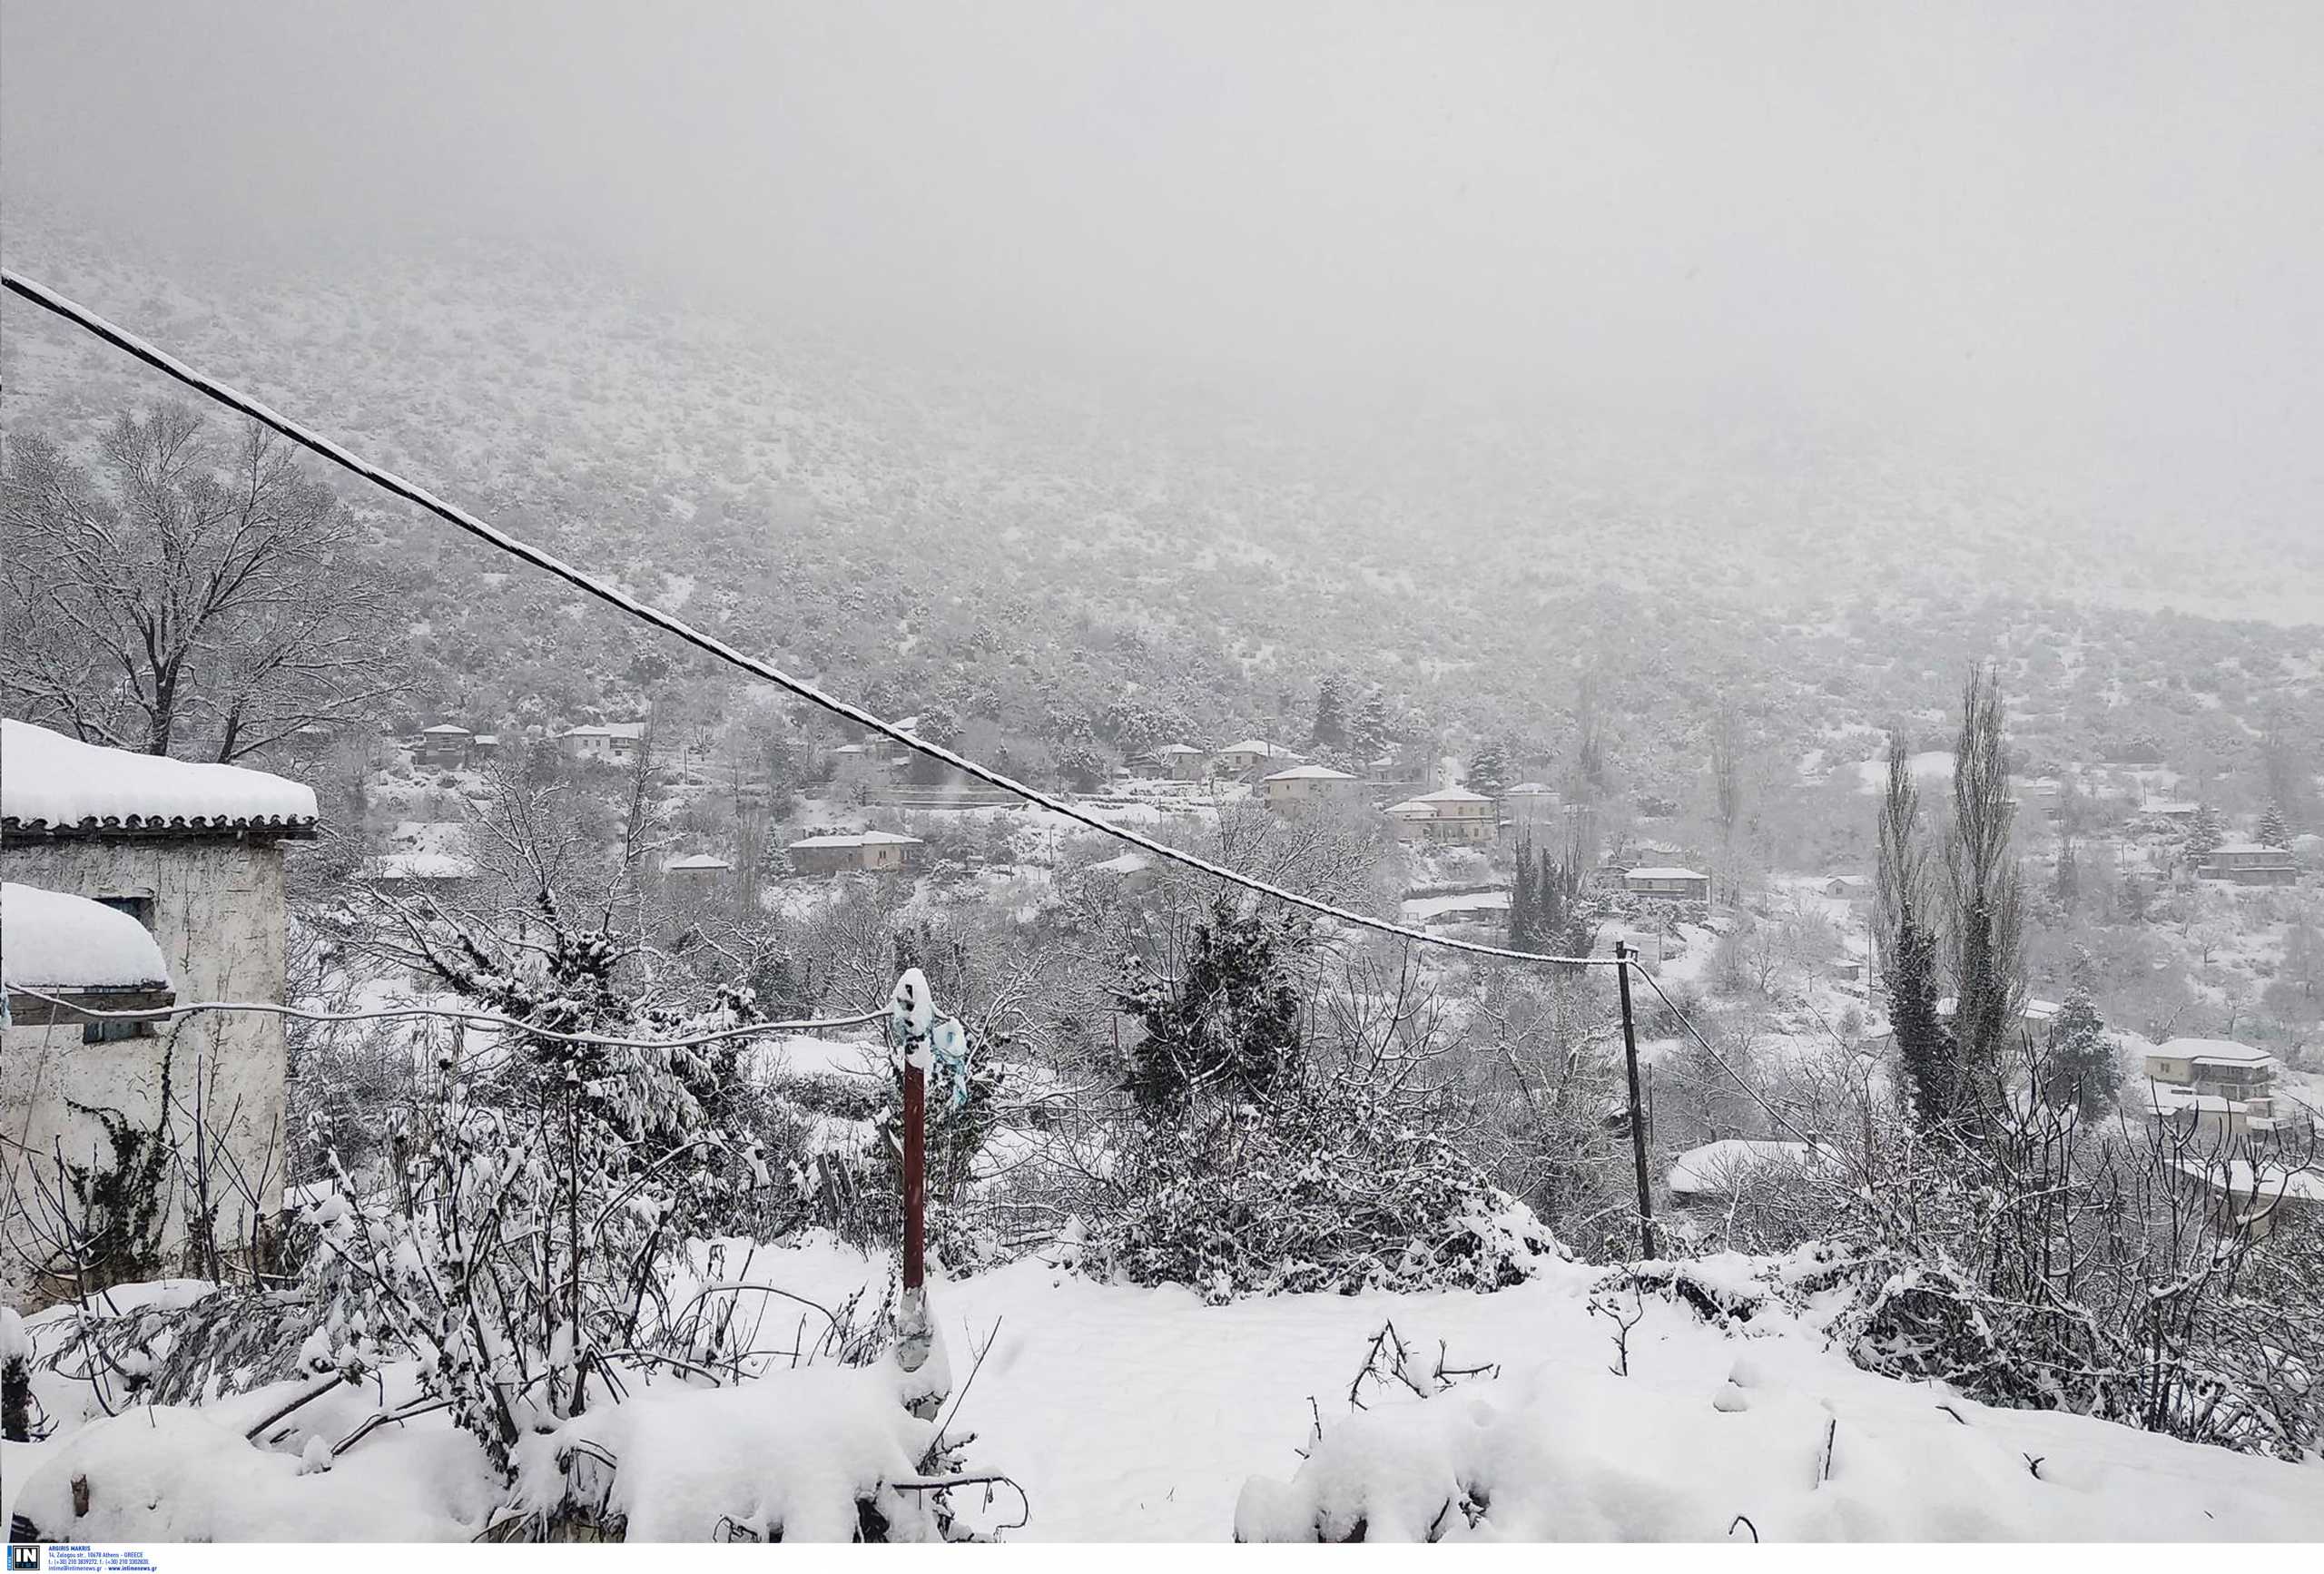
1088;1075;1561;1302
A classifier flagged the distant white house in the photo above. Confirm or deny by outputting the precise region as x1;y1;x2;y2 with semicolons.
1498;782;1564;841
660;852;734;890
1666;1139;1830;1207
2198;842;2298;886
1143;743;1212;782
357;850;481;891
559;721;648;764
1214;739;1298;776
1384;787;1494;845
1624;866;1710;901
416;723;475;766
1086;851;1157;890
1823;874;1876;900
787;830;922;875
1262;763;1364;812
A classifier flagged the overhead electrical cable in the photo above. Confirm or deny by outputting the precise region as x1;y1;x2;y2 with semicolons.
3;268;1621;969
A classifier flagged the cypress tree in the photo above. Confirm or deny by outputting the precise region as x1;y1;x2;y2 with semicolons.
1878;729;1955;1129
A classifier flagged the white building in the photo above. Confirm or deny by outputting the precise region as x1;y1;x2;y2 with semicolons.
1213;739;1298;776
1261;763;1365;813
559;721;648;764
1;720;318;1307
1384;786;1495;845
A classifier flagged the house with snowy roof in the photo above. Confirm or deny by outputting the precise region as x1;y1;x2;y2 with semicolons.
660;851;734;895
1384;786;1495;845
1498;782;1564;840
1261;763;1365;813
1665;1139;1831;1209
2143;1038;2279;1117
416;723;476;767
2197;842;2298;886
558;721;648;764
1;719;318;1307
786;830;922;876
1213;740;1299;776
1140;743;1212;782
1623;866;1711;901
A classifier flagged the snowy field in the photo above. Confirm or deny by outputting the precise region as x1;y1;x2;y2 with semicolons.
12;1237;2319;1543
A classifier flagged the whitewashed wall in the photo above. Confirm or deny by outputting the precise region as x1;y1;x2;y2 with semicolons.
1;836;290;1308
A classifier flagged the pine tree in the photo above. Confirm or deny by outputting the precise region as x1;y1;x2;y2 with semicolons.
1118;904;1303;1112
2258;802;2291;849
1467;740;1509;799
2187;802;2225;861
1350;688;1391;770
1311;674;1348;753
2039;963;2119;1117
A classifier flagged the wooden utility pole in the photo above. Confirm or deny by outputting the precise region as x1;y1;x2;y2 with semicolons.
1615;941;1657;1258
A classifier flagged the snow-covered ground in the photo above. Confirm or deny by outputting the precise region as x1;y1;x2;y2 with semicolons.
15;1239;2316;1542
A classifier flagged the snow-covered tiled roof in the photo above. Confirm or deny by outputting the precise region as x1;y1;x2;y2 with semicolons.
1218;739;1283;756
2;720;319;837
1626;866;1706;881
1502;782;1558;795
662;852;734;871
1153;743;1206;755
561;721;648;741
2;882;171;991
787;831;922;849
2156;1038;2277;1069
1666;1139;1827;1197
357;851;479;881
420;724;472;736
1416;787;1489;803
1265;764;1356;782
1089;852;1152;875
2208;842;2287;857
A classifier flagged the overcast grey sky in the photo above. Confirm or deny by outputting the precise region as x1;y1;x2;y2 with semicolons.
5;1;2319;477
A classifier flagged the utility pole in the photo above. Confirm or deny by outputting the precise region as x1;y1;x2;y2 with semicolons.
1615;941;1657;1259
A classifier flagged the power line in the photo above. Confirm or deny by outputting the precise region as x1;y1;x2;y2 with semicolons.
6;987;886;1050
1;267;1619;970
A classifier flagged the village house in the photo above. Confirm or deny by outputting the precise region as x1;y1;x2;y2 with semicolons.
786;830;922;876
1384;786;1495;845
1143;743;1212;782
1623;866;1711;901
1935;995;2062;1036
1213;739;1299;777
2198;842;2299;885
416;723;475;767
559;721;648;765
1823;874;1876;901
1;719;318;1307
660;851;734;891
2141;799;2201;824
1665;1139;1830;1211
1261;763;1365;813
2144;1038;2278;1107
355;850;480;896
2174;1158;2324;1241
1085;851;1158;892
1498;782;1564;841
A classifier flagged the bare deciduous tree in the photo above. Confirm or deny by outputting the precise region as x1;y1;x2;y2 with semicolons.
2;406;399;761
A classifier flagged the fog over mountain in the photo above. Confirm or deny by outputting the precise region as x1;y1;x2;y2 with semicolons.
6;0;2320;586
